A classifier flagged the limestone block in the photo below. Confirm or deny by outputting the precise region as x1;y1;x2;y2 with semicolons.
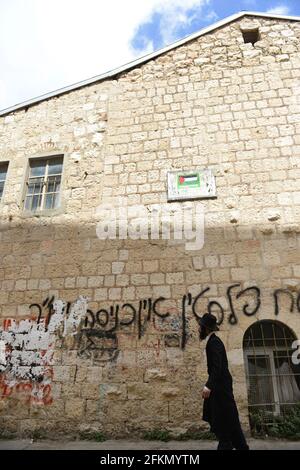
65;399;85;419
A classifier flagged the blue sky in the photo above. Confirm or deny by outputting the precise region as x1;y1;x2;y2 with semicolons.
0;0;299;111
132;1;300;52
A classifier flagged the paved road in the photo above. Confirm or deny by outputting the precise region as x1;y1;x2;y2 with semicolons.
0;438;299;450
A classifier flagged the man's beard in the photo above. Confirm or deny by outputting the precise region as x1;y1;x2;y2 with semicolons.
199;327;209;340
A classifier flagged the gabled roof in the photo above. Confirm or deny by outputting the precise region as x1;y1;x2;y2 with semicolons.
1;10;300;117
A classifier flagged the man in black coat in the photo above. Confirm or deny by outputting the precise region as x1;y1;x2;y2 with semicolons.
199;313;249;450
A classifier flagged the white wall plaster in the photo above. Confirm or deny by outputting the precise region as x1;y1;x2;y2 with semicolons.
0;340;6;367
0;296;88;401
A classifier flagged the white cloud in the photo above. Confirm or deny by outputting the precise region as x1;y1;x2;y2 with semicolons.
0;0;210;110
204;10;219;22
266;5;290;15
149;0;211;45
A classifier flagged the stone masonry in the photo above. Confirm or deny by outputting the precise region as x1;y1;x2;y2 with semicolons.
0;13;299;438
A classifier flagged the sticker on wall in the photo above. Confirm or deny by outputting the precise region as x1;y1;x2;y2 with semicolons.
167;169;216;201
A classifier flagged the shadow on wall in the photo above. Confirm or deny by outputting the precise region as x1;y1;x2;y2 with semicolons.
0;217;299;433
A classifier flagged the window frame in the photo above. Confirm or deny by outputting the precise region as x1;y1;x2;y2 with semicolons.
244;348;281;416
21;152;66;217
243;320;300;422
0;161;9;203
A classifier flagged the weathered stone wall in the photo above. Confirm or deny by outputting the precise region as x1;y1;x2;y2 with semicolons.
0;15;299;438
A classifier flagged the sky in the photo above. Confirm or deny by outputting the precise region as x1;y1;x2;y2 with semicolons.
0;0;300;111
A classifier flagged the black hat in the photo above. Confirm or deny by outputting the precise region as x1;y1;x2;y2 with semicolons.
198;313;219;332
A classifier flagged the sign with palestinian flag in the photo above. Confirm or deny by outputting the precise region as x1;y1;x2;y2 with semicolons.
177;173;200;189
167;169;216;201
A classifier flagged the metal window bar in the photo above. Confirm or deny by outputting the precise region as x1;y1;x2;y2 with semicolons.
25;159;62;211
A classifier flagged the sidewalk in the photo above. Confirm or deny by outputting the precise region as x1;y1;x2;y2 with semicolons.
1;438;300;450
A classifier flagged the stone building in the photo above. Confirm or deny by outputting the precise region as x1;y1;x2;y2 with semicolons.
0;11;300;438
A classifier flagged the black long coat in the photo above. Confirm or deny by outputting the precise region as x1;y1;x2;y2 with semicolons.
202;334;241;436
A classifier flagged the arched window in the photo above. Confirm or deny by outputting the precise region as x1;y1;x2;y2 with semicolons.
243;320;300;430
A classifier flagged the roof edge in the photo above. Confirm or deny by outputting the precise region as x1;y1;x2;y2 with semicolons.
1;10;300;117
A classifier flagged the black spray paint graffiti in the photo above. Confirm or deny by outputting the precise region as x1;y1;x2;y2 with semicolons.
76;329;119;363
29;285;300;361
80;298;172;362
29;297;72;330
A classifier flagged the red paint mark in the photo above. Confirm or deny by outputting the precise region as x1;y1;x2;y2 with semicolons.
3;319;12;331
42;384;53;405
1;378;53;406
0;383;12;398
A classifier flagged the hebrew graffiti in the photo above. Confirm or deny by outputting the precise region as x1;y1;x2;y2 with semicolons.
0;284;299;406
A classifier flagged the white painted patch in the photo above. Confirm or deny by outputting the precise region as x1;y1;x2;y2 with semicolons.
0;296;88;401
48;299;66;334
64;295;88;337
0;340;6;368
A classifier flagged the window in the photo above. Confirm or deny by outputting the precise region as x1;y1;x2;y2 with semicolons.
0;162;9;201
243;321;300;431
24;156;63;212
242;28;260;45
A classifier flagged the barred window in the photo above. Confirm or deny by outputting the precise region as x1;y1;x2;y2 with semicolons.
0;162;9;201
24;156;63;212
243;320;300;433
